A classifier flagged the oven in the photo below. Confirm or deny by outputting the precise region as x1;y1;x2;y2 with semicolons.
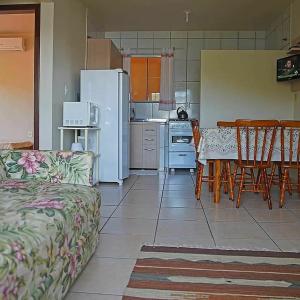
168;120;196;169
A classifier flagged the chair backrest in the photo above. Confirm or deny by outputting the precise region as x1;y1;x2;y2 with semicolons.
280;120;300;166
236;120;279;167
217;121;236;128
191;120;200;156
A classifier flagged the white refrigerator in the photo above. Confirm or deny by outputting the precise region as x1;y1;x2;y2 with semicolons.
80;69;130;185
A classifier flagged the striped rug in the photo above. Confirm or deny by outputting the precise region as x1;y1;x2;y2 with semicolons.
123;246;300;300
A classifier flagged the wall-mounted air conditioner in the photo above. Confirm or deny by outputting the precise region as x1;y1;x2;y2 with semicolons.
0;37;25;51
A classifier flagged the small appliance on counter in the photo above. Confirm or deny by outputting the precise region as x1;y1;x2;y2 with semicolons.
177;106;189;120
63;102;98;127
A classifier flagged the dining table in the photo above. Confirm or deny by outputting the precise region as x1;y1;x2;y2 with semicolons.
198;127;291;203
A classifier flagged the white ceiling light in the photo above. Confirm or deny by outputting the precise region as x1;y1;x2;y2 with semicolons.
184;9;191;24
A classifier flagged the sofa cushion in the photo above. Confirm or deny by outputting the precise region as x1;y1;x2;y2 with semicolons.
0;159;6;181
0;150;94;186
0;179;101;298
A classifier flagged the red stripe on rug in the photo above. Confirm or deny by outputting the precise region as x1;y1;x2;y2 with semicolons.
136;258;300;274
127;280;300;298
141;246;300;259
132;265;300;281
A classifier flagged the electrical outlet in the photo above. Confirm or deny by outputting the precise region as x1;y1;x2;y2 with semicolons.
27;131;33;138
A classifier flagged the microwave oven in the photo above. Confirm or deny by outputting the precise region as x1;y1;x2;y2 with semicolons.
63;102;98;127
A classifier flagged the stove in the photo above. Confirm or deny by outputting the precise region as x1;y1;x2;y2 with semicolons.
168;119;196;171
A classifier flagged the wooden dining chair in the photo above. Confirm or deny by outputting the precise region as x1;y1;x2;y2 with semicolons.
216;121;236;128
279;120;300;208
235;120;279;209
191;120;234;201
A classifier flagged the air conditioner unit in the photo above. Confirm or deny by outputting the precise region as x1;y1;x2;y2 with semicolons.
0;37;25;51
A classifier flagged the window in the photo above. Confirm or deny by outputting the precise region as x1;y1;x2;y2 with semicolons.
130;57;161;102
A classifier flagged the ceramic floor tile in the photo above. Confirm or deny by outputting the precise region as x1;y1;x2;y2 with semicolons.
290;209;300;218
101;218;157;235
100;190;125;205
101;206;117;218
159;207;206;221
275;239;300;252
121;194;161;208
209;221;270;240
96;234;154;258
71;257;135;295
112;204;160;219
163;190;196;198
161;197;202;208
65;292;122;300
215;238;280;251
200;198;236;209
246;208;299;223
135;176;165;185
156;219;212;240
259;223;300;240
132;183;164;190
154;235;215;248
125;189;163;199
205;208;254;222
100;218;108;230
284;200;300;209
163;184;195;191
164;176;194;185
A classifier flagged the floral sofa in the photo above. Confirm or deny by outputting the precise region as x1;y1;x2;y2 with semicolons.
0;150;101;300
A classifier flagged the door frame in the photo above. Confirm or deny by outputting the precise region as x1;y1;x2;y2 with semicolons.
0;4;40;149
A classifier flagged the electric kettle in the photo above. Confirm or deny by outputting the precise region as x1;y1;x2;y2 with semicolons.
177;107;189;120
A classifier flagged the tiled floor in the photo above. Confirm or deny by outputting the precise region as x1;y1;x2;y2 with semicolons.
66;171;300;299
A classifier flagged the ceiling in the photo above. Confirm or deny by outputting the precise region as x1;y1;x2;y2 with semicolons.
84;0;291;32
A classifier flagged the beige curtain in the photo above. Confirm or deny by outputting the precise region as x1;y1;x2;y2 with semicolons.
159;49;175;111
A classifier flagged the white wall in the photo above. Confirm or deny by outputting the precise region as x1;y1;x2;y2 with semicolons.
104;30;267;120
51;0;87;149
200;50;294;127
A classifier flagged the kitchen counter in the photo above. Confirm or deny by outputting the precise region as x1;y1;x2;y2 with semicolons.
130;118;168;124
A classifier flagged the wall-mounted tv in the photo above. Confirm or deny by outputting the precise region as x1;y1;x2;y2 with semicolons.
277;55;300;81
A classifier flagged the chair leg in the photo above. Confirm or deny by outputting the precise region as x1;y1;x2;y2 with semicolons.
195;165;200;197
298;169;300;194
222;163;228;194
236;168;245;208
262;169;272;210
268;163;276;190
196;164;204;200
233;164;238;186
255;169;262;193
226;161;234;201
287;174;293;196
208;162;214;192
280;168;288;208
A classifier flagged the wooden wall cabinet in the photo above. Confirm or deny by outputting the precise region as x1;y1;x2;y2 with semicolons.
87;38;123;70
131;57;161;102
130;123;159;169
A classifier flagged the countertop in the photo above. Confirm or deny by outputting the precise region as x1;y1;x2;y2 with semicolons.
130;118;168;124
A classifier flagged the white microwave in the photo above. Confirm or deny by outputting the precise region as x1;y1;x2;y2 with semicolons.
63;102;98;127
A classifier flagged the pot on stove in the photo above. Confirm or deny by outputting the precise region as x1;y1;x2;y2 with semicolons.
177;107;189;120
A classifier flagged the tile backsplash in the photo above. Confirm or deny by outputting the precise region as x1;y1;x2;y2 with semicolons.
101;30;268;120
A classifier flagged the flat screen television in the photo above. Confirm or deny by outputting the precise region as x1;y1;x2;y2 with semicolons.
277;55;300;81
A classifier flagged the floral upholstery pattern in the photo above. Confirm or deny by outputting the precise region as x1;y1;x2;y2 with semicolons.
0;150;94;186
0;180;101;299
0;151;101;299
0;159;5;181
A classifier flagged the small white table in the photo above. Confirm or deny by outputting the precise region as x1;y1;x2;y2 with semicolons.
58;127;101;184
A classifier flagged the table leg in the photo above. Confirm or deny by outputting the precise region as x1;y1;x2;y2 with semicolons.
214;159;221;203
208;162;214;192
